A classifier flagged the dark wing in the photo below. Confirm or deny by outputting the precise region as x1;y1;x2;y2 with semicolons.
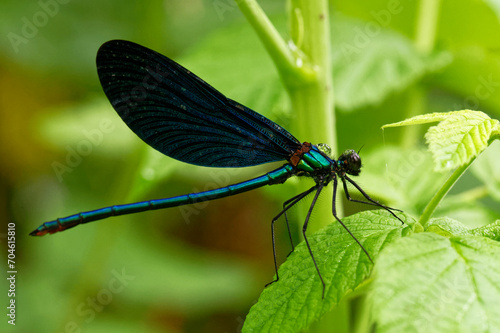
96;40;301;167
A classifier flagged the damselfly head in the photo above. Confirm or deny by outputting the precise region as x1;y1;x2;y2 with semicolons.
338;149;362;176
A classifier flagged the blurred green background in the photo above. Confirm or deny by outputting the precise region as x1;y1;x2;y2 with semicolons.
1;0;500;332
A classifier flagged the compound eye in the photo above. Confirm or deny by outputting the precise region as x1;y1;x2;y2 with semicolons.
349;152;361;171
338;149;362;175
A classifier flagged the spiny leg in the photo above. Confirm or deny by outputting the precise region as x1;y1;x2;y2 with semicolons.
266;185;317;287
342;175;404;224
302;182;326;298
332;177;373;263
340;176;402;212
282;190;316;253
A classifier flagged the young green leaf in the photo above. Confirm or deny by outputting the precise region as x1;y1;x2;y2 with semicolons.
425;216;500;242
425;216;471;237
372;232;500;333
242;210;414;333
383;110;500;171
471;220;500;241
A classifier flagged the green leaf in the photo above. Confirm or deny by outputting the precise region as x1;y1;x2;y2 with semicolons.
471;140;500;201
243;210;414;333
425;216;500;241
182;13;452;116
36;99;137;154
425;216;469;237
434;199;500;228
471;220;500;241
372;232;500;333
180;18;289;120
332;15;451;111
383;110;500;171
427;216;500;242
1;0;167;82
358;145;449;213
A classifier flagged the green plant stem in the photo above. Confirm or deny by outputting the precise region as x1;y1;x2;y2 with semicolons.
419;159;475;227
237;0;336;228
287;0;336;233
287;2;339;333
403;0;442;146
235;0;315;81
287;0;334;142
414;0;441;55
352;295;372;333
402;87;425;148
236;0;335;149
238;2;338;332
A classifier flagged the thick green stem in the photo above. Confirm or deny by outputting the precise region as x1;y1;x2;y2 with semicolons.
287;0;336;237
288;2;339;333
236;0;334;150
419;159;475;227
235;0;315;81
238;2;338;331
288;0;335;148
414;0;441;55
402;87;425;148
403;0;442;146
237;0;336;230
352;295;372;333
